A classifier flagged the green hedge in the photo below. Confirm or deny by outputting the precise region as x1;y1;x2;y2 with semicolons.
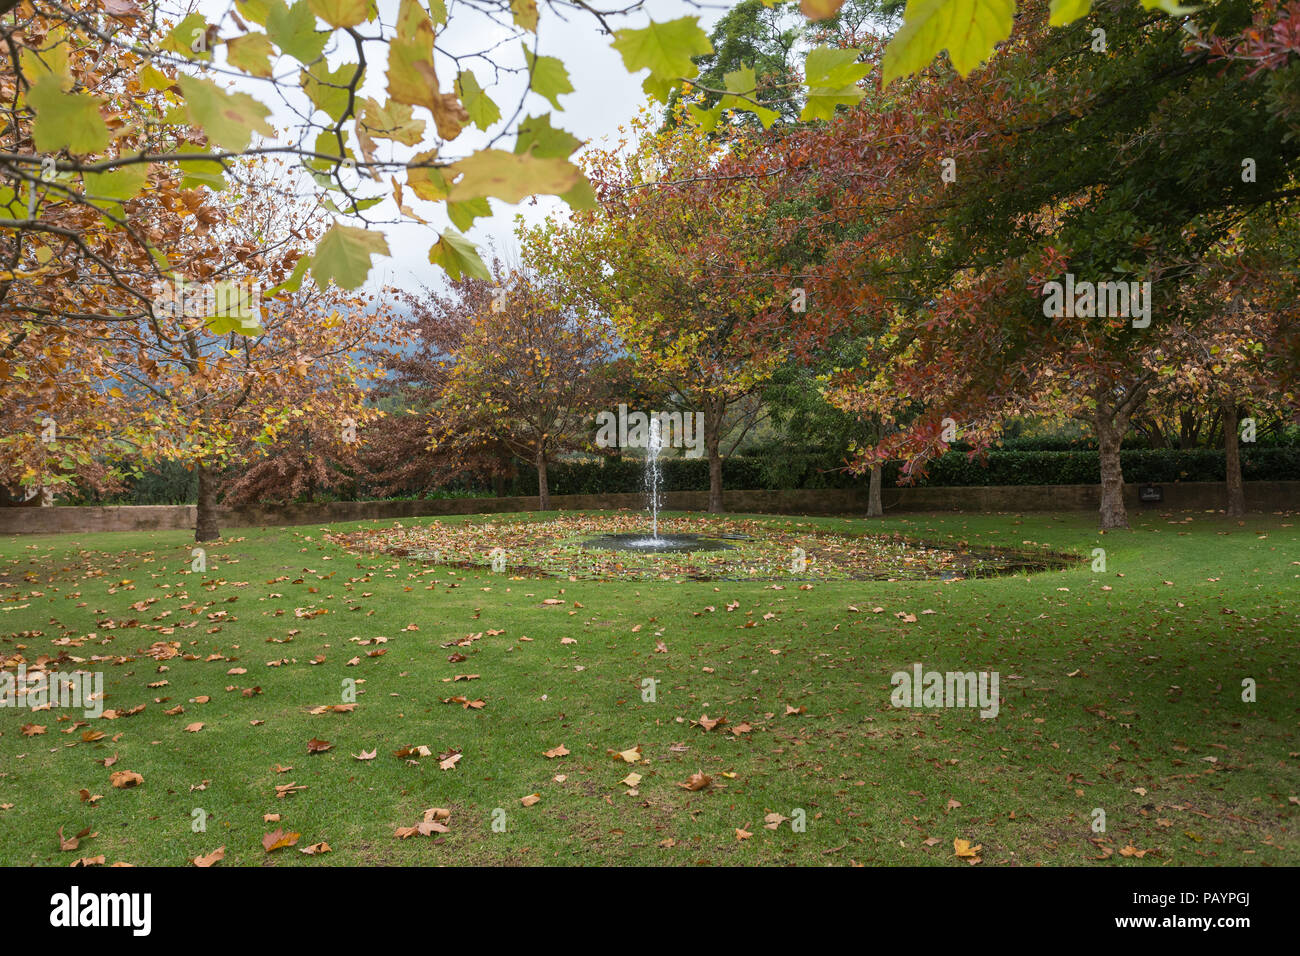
72;446;1300;504
507;446;1300;495
507;450;860;496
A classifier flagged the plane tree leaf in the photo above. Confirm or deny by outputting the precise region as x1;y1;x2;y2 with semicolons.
83;164;151;207
406;150;449;201
800;0;848;19
236;0;273;25
311;222;389;289
801;46;869;121
513;113;581;158
718;65;779;128
881;0;1016;85
447;197;491;231
445;148;582;204
28;73;110;154
511;0;539;32
302;61;364;121
521;44;573;111
359;97;426;144
226;32;275;77
161;13;213;61
1048;0;1092;24
386;4;468;140
456;70;501;130
266;0;329;63
306;0;375;28
610;17;712;103
178;75;275;151
429;228;490;280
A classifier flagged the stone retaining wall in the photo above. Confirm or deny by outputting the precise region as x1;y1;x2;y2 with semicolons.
0;481;1294;535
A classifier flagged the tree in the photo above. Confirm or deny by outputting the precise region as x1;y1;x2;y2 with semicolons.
1;1;882;521
778;0;1300;528
0;0;867;312
524;110;813;513
358;281;516;499
434;262;615;511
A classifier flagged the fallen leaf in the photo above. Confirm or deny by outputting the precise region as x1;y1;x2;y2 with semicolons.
261;828;300;853
193;846;225;867
679;771;712;792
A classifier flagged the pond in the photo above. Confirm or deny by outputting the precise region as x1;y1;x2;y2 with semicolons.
328;514;1081;583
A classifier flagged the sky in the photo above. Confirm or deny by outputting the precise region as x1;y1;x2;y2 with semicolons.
188;0;731;293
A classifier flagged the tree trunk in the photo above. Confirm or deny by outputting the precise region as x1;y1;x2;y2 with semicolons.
536;447;550;512
195;463;220;542
1095;397;1129;530
1178;407;1199;450
867;462;883;517
492;450;510;497
704;409;723;514
1223;400;1245;517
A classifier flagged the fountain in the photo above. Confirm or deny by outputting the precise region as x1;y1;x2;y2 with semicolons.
646;415;664;541
582;413;738;554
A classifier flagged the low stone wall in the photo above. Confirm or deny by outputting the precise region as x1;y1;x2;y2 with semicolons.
880;480;1299;513
0;481;1294;536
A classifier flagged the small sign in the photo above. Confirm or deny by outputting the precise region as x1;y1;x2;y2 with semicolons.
1139;484;1163;503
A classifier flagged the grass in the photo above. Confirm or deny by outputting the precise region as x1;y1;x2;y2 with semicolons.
0;508;1296;867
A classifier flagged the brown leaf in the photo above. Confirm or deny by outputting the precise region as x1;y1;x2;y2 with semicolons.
692;714;727;732
262;828;301;853
193;846;225;867
679;771;712;792
109;770;143;788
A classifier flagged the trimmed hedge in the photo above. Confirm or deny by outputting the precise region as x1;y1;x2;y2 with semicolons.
506;446;1300;496
68;445;1300;505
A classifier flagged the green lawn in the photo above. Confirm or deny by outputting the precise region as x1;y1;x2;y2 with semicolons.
1;509;1296;866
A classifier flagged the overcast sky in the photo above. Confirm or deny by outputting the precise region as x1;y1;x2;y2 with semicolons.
188;0;729;293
